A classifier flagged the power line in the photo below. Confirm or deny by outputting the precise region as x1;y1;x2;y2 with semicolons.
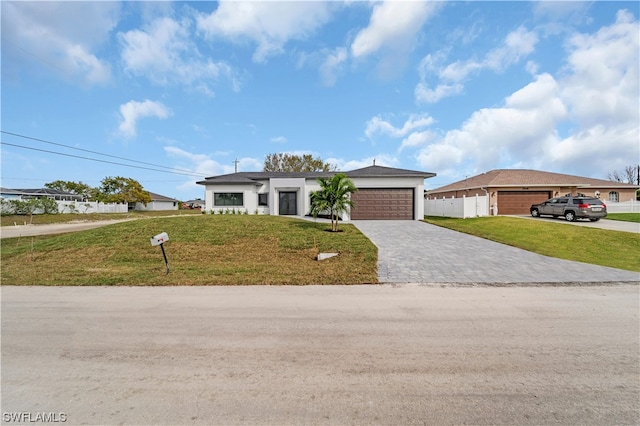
0;141;207;178
0;130;204;177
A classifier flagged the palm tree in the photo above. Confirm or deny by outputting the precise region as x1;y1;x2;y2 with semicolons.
310;173;358;232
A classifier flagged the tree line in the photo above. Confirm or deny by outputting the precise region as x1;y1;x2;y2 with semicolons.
44;176;152;204
1;176;152;219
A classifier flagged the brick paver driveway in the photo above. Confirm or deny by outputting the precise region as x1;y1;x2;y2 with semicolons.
353;220;640;284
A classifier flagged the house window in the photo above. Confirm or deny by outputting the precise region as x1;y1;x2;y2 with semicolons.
258;193;268;206
214;192;243;206
608;191;619;203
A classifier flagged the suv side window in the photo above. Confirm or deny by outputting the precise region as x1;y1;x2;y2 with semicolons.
558;198;568;204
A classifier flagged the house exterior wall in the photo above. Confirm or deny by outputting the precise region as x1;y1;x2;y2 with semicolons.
204;184;259;214
201;175;427;220
268;178;307;216
135;200;178;211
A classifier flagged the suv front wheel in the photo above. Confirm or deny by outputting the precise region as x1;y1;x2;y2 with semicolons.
531;208;539;217
565;211;576;222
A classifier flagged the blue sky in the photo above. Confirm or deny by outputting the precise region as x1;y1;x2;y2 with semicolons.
2;1;638;201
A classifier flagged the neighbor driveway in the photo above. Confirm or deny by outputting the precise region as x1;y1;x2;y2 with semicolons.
517;216;640;233
353;220;639;284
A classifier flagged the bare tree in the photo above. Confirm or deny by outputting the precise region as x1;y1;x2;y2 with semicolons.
608;165;639;185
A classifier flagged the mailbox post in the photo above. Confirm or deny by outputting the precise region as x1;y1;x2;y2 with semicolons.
150;232;170;274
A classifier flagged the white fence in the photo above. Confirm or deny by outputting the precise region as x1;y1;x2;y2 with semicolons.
56;201;128;214
606;200;640;213
425;195;490;218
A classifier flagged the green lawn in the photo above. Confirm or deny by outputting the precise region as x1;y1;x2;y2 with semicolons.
607;213;640;223
0;215;378;285
423;216;640;272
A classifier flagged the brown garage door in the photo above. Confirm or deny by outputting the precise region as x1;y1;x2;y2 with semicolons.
351;188;414;220
498;191;551;215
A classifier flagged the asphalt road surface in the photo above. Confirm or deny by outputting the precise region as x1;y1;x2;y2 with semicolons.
2;285;638;425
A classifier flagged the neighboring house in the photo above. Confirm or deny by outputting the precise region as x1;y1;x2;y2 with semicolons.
0;187;29;200
133;192;180;211
14;188;84;202
426;169;639;215
196;165;436;220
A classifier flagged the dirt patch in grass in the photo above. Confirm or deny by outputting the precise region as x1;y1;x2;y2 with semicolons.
1;215;378;285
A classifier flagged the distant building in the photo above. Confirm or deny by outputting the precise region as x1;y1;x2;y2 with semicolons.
182;198;204;210
133;192;180;211
4;188;84;202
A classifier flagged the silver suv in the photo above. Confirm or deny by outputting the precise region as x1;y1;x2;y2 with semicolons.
530;196;607;222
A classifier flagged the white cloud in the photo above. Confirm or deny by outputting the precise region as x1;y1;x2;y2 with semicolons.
119;16;238;92
416;73;567;173
326;155;399;171
417;10;639;181
165;146;262;195
2;1;117;85
365;113;435;139
164;145;262;193
319;47;348;87
270;136;288;144
164;146;219;176
400;130;437;152
416;26;539;104
415;82;463;104
532;2;591;22
560;9;639;128
351;1;439;59
118;100;172;138
196;2;334;63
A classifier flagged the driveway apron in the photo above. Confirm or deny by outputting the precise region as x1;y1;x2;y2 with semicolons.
353;220;640;284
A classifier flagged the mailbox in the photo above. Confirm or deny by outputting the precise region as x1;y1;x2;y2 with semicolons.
150;232;169;247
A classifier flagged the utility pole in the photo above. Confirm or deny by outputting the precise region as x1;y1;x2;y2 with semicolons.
233;159;239;173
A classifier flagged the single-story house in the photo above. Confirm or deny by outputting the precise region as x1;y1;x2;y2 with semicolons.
196;165;436;220
12;188;84;202
0;188;29;200
426;169;639;215
133;192;180;211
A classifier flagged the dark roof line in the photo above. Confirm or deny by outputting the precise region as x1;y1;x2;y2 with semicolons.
197;165;436;185
146;191;180;202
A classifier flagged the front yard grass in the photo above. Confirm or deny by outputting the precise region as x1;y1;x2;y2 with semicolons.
607;213;640;223
0;215;378;285
424;216;640;273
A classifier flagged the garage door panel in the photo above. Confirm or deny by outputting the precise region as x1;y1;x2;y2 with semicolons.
351;188;414;220
498;191;551;215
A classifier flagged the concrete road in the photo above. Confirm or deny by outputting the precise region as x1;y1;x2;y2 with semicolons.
2;285;638;425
